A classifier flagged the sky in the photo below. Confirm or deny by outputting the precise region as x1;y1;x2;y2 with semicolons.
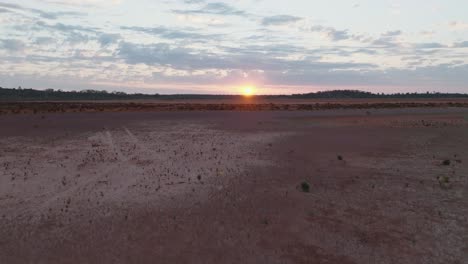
1;0;468;94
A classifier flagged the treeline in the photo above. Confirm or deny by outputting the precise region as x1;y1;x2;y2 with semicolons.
288;90;468;99
1;87;467;101
0;87;161;101
0;87;242;101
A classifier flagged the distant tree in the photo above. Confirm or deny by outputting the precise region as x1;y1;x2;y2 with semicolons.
0;87;467;101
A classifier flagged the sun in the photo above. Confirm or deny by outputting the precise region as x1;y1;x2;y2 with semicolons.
242;86;256;97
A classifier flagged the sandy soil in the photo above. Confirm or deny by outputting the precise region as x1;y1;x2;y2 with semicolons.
1;108;467;263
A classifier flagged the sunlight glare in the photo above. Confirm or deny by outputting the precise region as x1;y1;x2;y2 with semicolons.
242;86;256;97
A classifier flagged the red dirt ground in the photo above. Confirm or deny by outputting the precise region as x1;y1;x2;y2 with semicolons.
2;98;468;114
1;108;467;263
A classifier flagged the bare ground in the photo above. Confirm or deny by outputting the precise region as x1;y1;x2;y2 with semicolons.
0;108;467;263
2;98;468;114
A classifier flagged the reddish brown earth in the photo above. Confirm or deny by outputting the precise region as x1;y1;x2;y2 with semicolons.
2;98;468;114
1;108;467;264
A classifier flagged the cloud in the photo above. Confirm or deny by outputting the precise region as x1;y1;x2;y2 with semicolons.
261;62;468;90
172;2;248;17
309;25;352;41
33;37;56;45
261;15;303;26
121;26;223;41
98;33;120;47
448;21;468;31
413;42;446;49
31;21;110;45
39;0;122;7
176;14;227;27
420;30;435;37
65;32;91;44
0;2;84;19
0;39;26;52
116;41;374;73
1;0;468;93
372;30;402;47
35;21;98;33
30;21;98;45
453;41;468;48
182;0;206;3
117;41;231;70
382;30;402;37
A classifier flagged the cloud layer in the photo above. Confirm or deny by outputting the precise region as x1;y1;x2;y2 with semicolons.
0;0;468;94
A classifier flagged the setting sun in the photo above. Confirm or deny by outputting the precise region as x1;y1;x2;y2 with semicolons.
242;86;256;97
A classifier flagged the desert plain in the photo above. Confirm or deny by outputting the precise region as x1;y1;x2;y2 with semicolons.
0;101;467;264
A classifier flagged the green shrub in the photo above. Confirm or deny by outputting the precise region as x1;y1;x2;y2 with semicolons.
300;182;310;193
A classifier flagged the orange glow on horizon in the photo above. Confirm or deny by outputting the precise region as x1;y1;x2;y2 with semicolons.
241;86;256;97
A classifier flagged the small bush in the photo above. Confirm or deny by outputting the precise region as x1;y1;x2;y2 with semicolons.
337;155;343;161
442;160;451;166
437;176;451;189
300;182;310;193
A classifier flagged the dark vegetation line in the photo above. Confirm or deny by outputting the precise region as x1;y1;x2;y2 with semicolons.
1;87;468;101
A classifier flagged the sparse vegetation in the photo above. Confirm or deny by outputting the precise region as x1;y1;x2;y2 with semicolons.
1;87;468;102
437;176;451;189
1;104;467;263
300;182;310;193
289;90;468;99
